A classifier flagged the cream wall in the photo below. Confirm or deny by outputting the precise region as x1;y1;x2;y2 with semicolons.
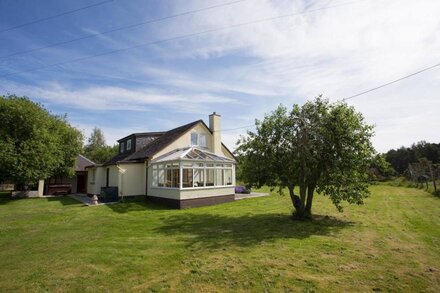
118;163;146;196
152;123;234;159
87;166;105;195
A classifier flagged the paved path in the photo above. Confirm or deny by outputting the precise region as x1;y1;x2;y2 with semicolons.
235;192;269;200
68;194;119;206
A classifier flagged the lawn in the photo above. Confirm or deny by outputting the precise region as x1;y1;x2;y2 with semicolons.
0;185;439;292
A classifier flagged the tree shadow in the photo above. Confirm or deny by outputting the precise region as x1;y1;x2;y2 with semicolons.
106;197;170;213
45;196;79;206
154;213;354;249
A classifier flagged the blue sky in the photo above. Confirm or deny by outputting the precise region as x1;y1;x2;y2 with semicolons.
1;0;439;152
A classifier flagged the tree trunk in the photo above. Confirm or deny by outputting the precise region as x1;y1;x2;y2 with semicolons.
288;185;305;218
305;184;315;215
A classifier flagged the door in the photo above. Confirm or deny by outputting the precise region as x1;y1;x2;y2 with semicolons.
76;174;86;193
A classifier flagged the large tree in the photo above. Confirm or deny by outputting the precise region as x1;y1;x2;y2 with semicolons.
0;95;83;187
236;97;375;218
83;127;118;164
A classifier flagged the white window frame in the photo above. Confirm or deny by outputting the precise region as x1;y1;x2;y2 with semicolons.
151;161;235;190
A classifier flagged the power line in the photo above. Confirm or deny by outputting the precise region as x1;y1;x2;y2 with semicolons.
0;0;248;60
222;61;440;132
343;62;440;101
0;0;114;33
0;0;366;78
216;124;255;132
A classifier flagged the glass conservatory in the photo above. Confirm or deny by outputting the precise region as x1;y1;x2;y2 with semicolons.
151;147;235;190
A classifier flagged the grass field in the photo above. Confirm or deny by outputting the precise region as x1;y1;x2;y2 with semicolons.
0;185;439;292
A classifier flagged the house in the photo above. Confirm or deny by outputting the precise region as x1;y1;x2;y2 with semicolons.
86;113;236;208
45;154;95;195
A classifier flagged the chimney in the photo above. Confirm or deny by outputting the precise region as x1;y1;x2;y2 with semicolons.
209;112;221;155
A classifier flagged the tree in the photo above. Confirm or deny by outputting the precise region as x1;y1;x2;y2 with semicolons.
236;97;375;219
0;95;83;187
83;127;118;164
370;154;395;181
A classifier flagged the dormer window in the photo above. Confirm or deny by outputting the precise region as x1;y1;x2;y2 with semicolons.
120;142;125;153
190;132;207;148
127;140;132;151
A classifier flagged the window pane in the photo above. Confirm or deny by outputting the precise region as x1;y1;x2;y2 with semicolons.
172;169;180;188
206;169;215;186
199;134;207;147
127;140;132;150
158;169;165;187
152;170;158;187
216;168;224;186
225;169;233;185
193;169;204;187
120;142;125;153
191;132;198;146
166;169;172;187
182;169;193;188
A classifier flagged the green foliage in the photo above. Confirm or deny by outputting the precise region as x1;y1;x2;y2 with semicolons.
83;127;118;164
370;154;396;181
385;141;440;174
0;95;83;185
236;96;375;217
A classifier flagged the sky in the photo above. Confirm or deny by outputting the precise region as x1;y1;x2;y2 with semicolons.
0;0;439;153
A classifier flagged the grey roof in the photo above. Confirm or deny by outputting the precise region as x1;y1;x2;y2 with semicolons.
76;154;95;171
103;120;202;166
117;131;165;143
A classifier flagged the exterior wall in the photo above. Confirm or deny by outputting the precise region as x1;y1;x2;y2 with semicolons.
179;186;235;200
107;165;119;187
152;123;233;159
153;123;214;159
87;166;105;195
118;163;146;196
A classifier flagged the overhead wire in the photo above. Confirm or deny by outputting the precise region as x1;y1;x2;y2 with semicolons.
0;0;114;33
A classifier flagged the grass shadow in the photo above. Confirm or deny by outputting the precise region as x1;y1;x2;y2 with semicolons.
154;213;354;249
44;196;80;206
106;196;170;213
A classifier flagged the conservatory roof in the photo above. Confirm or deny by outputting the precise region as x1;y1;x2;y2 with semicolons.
152;147;235;163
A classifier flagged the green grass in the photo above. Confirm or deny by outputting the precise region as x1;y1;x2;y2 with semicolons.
383;177;440;196
0;185;439;292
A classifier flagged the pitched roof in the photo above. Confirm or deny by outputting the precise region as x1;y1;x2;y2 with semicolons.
102;120;202;166
76;154;95;171
117;131;166;142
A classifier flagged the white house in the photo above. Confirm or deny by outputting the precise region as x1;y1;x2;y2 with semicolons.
86;113;236;208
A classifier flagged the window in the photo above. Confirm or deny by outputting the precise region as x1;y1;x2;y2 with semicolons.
127;139;132;151
120;142;125;153
199;134;207;147
152;161;234;189
172;169;180;188
90;169;96;183
206;169;215;186
182;168;193;188
191;132;198;146
193;169;204;187
225;169;233;185
190;133;208;148
158;168;165;187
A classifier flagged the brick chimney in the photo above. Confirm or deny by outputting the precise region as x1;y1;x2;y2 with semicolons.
209;112;221;155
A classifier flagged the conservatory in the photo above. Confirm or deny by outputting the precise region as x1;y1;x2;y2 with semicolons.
147;147;236;208
151;147;235;189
